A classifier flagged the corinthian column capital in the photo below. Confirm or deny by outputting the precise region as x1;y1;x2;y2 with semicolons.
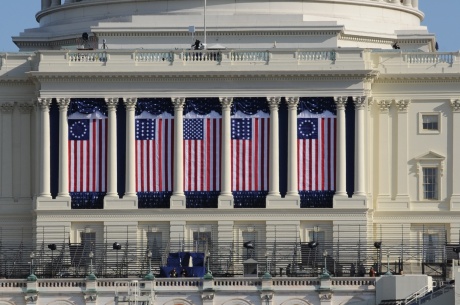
285;97;299;110
219;97;233;110
450;99;460;112
171;97;186;110
377;100;392;112
395;99;411;112
105;97;119;110
352;96;366;110
334;96;348;110
57;98;71;110
123;98;137;110
267;97;281;111
37;98;52;110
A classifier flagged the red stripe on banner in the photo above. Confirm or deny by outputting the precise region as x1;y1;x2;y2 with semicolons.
170;120;174;192
249;119;255;191
159;119;164;192
236;139;240;191
321;118;325;190
206;119;210;191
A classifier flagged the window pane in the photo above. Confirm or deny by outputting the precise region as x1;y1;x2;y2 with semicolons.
423;168;438;200
422;115;438;130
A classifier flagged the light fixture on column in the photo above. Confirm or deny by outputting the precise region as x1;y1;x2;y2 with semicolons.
144;249;154;280
48;244;56;278
113;242;122;277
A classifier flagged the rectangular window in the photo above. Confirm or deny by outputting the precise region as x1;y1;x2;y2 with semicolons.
423;168;438;200
80;232;95;247
147;232;162;259
422;115;438;130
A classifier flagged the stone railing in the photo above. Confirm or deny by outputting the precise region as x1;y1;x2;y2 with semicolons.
405;53;455;65
134;51;173;63
297;51;336;62
67;51;108;63
373;51;460;73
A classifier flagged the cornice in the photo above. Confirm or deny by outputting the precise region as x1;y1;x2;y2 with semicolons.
31;71;376;83
34;208;370;221
375;74;460;83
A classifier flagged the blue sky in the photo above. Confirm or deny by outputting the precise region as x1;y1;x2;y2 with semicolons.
0;0;459;52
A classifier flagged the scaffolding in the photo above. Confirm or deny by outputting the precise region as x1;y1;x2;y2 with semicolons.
0;224;455;280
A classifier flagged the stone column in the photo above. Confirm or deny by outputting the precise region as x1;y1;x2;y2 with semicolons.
395;100;410;201
286;97;299;197
50;0;61;7
412;0;418;9
105;98;118;198
0;103;14;198
124;98;137;197
171;98;186;209
450;99;460;210
57;98;71;197
377;100;392;200
403;0;411;6
267;97;281;197
37;98;52;198
42;0;51;10
353;96;366;197
218;97;234;208
334;97;347;197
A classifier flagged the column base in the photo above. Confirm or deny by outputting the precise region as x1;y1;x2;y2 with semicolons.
266;195;300;209
170;194;186;209
218;194;234;209
35;196;71;210
104;196;138;209
376;195;410;211
333;195;367;209
450;195;460;211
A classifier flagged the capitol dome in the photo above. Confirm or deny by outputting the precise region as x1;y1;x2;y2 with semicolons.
14;0;433;51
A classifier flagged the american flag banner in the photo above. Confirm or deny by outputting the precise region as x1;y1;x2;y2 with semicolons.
68;116;107;192
183;116;221;192
297;112;336;191
231;114;270;191
135;114;174;192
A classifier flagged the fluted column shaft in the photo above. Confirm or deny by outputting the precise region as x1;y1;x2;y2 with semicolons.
451;100;460;199
105;98;118;197
124;98;137;197
378;100;392;198
38;98;52;197
334;97;347;196
51;0;61;7
395;100;410;197
286;97;299;196
219;98;233;196
57;98;71;197
412;0;418;9
267;97;281;196
172;98;186;196
353;96;366;196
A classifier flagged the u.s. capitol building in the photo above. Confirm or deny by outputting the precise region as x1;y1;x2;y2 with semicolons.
0;0;459;304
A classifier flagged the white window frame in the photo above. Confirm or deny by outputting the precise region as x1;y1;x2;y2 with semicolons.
415;151;444;201
418;112;441;134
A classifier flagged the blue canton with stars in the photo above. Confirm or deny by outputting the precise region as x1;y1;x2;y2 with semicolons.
184;119;204;140
69;119;90;140
231;118;252;140
136;119;156;140
298;118;318;139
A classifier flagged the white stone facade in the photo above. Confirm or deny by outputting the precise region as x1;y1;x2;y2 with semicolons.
0;1;459;305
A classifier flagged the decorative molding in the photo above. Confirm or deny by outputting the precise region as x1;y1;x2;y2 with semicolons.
37;98;52;110
171;97;186;110
267;97;281;111
352;96;366;110
285;97;299;110
0;102;15;113
377;100;392;112
219;97;233;110
334;96;348;110
57;98;71;110
395;99;410;112
123;97;137;110
18;103;34;113
105;97;119;109
450;99;460;112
